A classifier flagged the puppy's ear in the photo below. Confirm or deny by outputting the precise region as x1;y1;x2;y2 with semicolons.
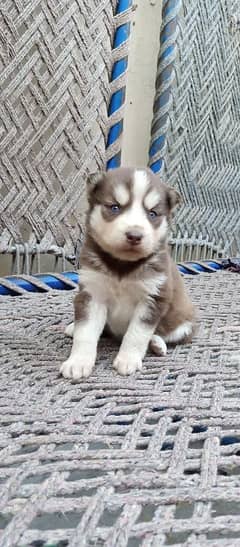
166;186;182;213
87;172;105;192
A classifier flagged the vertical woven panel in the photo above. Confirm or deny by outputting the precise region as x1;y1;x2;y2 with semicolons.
149;0;240;259
0;0;117;258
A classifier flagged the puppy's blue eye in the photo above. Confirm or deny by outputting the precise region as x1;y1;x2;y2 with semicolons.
148;210;157;219
110;204;120;213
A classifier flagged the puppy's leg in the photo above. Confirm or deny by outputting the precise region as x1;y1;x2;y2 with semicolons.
64;321;111;339
61;292;107;380
113;303;157;376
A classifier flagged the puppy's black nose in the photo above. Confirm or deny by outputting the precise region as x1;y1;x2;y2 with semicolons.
126;230;143;245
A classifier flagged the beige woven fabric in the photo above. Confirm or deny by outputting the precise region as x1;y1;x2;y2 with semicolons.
150;0;240;259
0;0;123;259
0;271;240;545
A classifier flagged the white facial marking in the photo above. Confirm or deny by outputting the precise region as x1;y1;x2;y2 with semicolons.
114;184;130;206
133;169;149;202
114;169;150;239
163;321;193;343
89;169;168;260
144;189;161;210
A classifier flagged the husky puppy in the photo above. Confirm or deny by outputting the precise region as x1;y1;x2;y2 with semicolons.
61;167;195;379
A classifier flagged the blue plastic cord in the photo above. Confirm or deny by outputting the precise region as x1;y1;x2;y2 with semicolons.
177;262;222;275
0;261;226;295
106;0;132;169
148;0;182;174
0;272;79;296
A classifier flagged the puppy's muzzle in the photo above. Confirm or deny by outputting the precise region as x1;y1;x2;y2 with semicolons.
125;230;143;246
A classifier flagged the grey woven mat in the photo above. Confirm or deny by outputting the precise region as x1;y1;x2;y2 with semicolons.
0;271;240;546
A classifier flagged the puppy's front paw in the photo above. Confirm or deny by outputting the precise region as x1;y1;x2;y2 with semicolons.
113;353;142;376
60;355;94;380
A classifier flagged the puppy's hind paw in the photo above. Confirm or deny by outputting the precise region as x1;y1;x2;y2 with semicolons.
64;322;74;337
150;335;167;356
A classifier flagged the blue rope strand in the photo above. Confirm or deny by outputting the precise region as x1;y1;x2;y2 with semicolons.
106;0;132;169
148;0;182;174
0;260;227;295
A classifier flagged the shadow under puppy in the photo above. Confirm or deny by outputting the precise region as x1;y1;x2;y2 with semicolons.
61;167;195;380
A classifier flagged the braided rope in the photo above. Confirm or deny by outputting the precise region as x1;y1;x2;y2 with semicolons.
148;0;182;175
106;0;133;169
0;260;231;295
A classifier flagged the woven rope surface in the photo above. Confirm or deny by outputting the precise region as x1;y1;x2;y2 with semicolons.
0;271;240;545
150;0;240;257
0;0;123;258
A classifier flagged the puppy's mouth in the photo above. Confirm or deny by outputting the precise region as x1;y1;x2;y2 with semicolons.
123;244;143;253
122;238;144;250
118;241;150;260
126;240;142;248
90;229;150;260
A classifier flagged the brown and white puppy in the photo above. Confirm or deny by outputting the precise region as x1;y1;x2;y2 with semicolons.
60;167;195;380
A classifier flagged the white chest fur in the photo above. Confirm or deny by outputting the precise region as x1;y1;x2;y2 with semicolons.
80;268;166;338
106;279;142;337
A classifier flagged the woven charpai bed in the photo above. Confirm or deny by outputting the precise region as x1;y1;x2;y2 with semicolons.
0;0;240;545
0;272;239;545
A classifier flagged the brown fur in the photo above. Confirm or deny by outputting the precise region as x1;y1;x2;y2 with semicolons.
154;263;195;343
81;168;195;344
81;233;168;278
74;284;91;322
79;241;195;345
87;167;181;226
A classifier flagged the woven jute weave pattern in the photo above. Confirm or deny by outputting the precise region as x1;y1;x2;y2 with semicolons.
151;0;240;256
0;0;119;257
0;271;240;546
